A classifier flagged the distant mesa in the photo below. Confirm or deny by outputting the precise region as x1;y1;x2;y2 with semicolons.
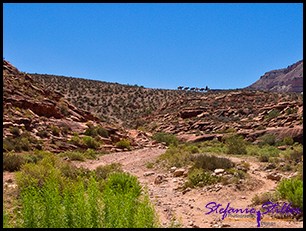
246;60;303;93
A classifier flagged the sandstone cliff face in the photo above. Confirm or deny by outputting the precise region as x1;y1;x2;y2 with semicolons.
246;60;303;93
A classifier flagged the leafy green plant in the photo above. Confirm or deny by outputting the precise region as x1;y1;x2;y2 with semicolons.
224;134;247;155
59;151;85;161
10;126;21;137
191;154;234;171
82;136;100;149
258;133;276;146
51;125;60;136
281;136;294;145
265;109;280;121
3;152;26;172
251;192;279;206
152;132;179;146
157;145;192;168
185;168;220;188
95;163;123;181
115;139;131;150
276;178;303;211
102;172;158;228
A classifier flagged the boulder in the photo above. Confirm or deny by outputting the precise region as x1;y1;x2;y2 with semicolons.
173;168;186;177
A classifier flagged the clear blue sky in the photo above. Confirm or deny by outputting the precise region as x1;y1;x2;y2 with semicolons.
3;3;303;90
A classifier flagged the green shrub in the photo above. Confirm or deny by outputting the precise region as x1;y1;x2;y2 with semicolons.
191;154;234;171
95;163;123;180
51;125;60;136
282;136;294;145
251;192;279;206
258;133;276;146
265;109;280;120
3;210;9;228
84;149;100;159
82;136;100;149
186;145;200;154
16;155;64;191
258;153;270;162
102;172;158;228
59;151;85;161
276;178;303;211
96;126;109;138
157;145;192;168
224;134;247;155
84;126;98;137
69;135;82;146
10;126;21;137
84;125;109;138
3;152;26;172
185;168;220;188
152;132;178;146
284;148;303;164
37;130;49;138
115;139;131;150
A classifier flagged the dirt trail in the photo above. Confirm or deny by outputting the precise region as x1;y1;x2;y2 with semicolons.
73;148;303;228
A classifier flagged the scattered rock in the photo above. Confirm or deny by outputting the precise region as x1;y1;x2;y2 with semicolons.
267;172;282;181
154;175;163;184
143;171;155;176
182;187;191;195
214;169;225;175
173;168;186;177
170;166;177;173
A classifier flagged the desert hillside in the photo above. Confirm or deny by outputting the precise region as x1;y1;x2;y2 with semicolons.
30;71;303;145
3;60;155;154
246;60;303;93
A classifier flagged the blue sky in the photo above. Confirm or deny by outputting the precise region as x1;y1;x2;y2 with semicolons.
3;3;303;90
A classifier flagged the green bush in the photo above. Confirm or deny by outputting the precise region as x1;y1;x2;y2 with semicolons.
82;136;100;149
102;172;158;228
115;139;131;150
3;152;26;172
282;136;294;145
84;125;109;138
95;163;123;180
258;153;270;162
224;134;247;155
84;126;98;137
185;168;220;188
252;192;279;206
152;132;178;146
10;126;21;137
59;151;85;161
157;145;192;168
265;109;280;121
37;130;50;138
96;126;109;138
51;125;60;136
276;178;303;211
191;154;234;171
284;148;303;164
16;155;64;191
258;133;276;146
69;135;82;146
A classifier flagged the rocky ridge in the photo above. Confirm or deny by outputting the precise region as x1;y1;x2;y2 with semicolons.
247;60;303;93
142;90;303;144
3;60;156;153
